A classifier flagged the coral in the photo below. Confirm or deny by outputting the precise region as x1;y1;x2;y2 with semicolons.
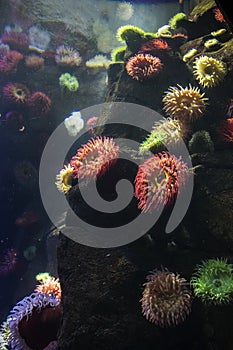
111;46;127;62
70;137;119;183
182;48;198;62
1;31;29;51
140;39;170;57
5;110;25;132
64;111;84;137
126;53;163;81
35;275;61;301
193;55;227;88
189;130;214;153
191;259;233;304
55;164;74;194
116;2;134;21
25;54;45;69
0;248;18;276
3;82;30;106
7;292;61;349
55;45;82;67
28;26;51;52
162;84;208;122
168;12;186;30
213;8;225;22
141;269;192;327
59;73;79;92
86;54;111;72
218;118;233;143
134;152;189;212
85;116;99;135
0;49;23;74
116;25;145;44
28;91;52;116
139;118;187;154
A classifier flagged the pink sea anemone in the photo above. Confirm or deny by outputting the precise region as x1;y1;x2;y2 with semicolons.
0;248;18;276
218;118;233;143
3;82;30;106
135;152;189;212
141;269;192;327
28;91;52;116
1;31;29;51
140;39;170;56
7;292;61;349
85;116;99;135
0;49;23;74
70;136;119;183
126;53;163;81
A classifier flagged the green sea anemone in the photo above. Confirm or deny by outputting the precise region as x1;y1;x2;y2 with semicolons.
111;46;127;62
169;12;186;30
191;258;233;305
188;130;214;154
59;73;79;92
139;131;166;154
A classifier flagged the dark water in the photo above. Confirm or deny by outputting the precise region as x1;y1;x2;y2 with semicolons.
0;0;233;349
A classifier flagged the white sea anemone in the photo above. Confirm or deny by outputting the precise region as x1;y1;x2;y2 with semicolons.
28;26;50;52
64;111;84;136
116;2;134;21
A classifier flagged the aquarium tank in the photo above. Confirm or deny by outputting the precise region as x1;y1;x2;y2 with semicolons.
0;0;233;349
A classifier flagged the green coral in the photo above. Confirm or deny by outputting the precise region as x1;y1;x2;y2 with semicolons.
169;12;186;30
111;46;127;62
191;258;233;305
188;130;214;154
59;73;79;92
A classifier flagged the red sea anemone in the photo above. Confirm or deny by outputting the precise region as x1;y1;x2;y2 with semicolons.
140;39;170;56
213;8;225;22
0;49;23;74
3;82;30;106
141;269;192;327
7;292;61;350
70;136;119;183
126;53;163;81
218;118;233;143
135;152;189;212
1;31;29;51
28;91;52;116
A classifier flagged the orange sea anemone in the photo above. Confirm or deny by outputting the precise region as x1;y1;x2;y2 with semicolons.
35;276;61;302
126;53;163;81
70;137;119;183
141;269;192;327
134;152;189;212
162;84;208;122
3;82;30;106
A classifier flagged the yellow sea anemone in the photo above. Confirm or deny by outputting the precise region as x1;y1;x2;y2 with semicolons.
162;84;208;122
55;164;74;194
193;55;227;88
204;38;219;49
182;48;198;62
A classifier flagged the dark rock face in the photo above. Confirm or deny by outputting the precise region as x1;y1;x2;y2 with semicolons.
57;1;233;349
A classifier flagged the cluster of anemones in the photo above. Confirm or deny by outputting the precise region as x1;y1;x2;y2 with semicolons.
193;55;227;88
126;53;163;81
141;269;192;327
1;31;29;51
162;84;208;122
56;137;119;193
134;152;189;212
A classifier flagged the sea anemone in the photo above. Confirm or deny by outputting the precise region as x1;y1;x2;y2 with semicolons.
218;118;233;143
25;54;45;69
168;12;186;30
64;111;84;137
55;164;74;194
0;321;11;350
141;269;192;327
191;258;233;304
188;130;214;153
28;91;52;117
0;49;23;74
28;26;51;52
85;116;99;135
7;292;61;349
35;275;61;302
1;31;29;51
126;53;163;81
213;8;225;22
70;137;119;183
86;54;111;72
140;39;170;57
156;25;172;38
182;48;197;62
193;55;227;88
0;248;18;277
116;2;134;21
139;117;187;154
3;82;30;106
55;45;82;67
134;152;189;212
59;73;79;92
162;84;208;122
